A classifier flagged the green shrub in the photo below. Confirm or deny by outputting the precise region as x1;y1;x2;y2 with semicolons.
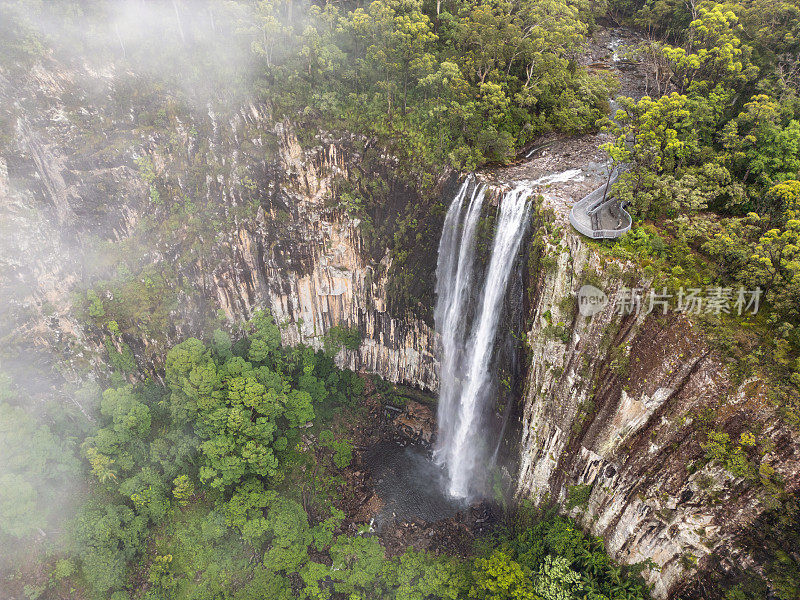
565;483;593;511
324;324;362;353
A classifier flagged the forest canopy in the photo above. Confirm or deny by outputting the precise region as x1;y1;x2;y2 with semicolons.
0;311;651;600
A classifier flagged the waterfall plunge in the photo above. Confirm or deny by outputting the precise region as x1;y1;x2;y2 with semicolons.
434;179;532;499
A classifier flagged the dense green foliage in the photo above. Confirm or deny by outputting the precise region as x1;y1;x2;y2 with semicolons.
596;0;800;425
0;399;81;540
470;505;652;600
605;0;799;220
67;309;371;597
239;0;613;170
1;311;648;600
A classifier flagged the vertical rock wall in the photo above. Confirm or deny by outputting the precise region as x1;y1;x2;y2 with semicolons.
208;132;440;389
513;218;800;598
0;62;440;390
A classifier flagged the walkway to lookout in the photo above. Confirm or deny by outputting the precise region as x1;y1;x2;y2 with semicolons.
569;167;632;239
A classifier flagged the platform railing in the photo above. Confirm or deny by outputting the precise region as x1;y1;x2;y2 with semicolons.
568;166;632;239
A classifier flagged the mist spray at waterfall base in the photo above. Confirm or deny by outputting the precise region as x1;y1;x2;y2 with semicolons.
362;441;467;529
434;178;532;500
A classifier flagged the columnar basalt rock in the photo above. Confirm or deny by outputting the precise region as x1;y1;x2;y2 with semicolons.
194;128;440;390
0;62;440;390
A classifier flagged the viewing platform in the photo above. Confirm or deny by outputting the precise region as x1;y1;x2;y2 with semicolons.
569;167;632;239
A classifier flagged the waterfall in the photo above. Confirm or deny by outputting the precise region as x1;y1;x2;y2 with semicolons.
434;180;532;499
434;177;485;459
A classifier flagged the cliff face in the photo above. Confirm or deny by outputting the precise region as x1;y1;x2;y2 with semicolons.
209;131;440;390
512;207;800;598
0;64;439;390
4;49;799;600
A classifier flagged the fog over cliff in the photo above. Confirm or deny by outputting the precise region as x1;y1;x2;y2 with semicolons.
0;0;273;562
4;0;260;96
2;2;800;598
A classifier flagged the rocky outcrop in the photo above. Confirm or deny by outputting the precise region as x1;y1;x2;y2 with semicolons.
393;400;435;444
512;210;800;598
0;62;440;390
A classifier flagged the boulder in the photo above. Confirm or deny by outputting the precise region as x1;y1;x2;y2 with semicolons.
393;400;435;444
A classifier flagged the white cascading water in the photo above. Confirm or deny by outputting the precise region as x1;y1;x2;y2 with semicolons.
434;177;485;460
434;180;532;499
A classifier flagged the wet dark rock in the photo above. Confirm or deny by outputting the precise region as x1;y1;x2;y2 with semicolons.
393;400;435;445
